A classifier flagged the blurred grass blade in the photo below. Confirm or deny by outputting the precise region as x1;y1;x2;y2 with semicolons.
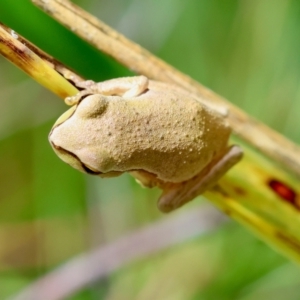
9;207;226;300
0;22;78;99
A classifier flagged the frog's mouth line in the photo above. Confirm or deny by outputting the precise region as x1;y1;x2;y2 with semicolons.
51;142;102;175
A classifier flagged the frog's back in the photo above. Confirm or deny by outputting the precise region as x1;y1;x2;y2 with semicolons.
106;82;231;182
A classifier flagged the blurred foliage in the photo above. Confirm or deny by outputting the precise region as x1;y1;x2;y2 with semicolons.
0;0;300;299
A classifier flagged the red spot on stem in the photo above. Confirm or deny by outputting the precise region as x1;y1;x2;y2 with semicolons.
268;179;296;203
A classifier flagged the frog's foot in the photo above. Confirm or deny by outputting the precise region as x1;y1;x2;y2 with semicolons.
65;89;95;106
74;80;97;90
63;79;99;105
65;76;150;105
157;145;243;213
74;76;149;97
130;170;166;189
60;69;84;86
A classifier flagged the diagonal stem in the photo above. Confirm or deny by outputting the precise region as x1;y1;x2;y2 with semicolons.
0;22;79;99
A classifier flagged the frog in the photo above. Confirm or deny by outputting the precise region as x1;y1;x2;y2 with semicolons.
49;75;243;212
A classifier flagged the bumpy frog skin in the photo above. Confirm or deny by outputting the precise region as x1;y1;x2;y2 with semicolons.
49;76;242;212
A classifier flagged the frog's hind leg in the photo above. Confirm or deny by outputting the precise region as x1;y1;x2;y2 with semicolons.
158;145;243;213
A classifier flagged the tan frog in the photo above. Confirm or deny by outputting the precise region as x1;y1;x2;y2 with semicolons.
49;76;242;212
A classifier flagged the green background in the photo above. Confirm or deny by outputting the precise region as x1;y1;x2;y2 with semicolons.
0;0;300;299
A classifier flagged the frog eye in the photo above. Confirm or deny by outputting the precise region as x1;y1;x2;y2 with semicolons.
76;94;108;119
